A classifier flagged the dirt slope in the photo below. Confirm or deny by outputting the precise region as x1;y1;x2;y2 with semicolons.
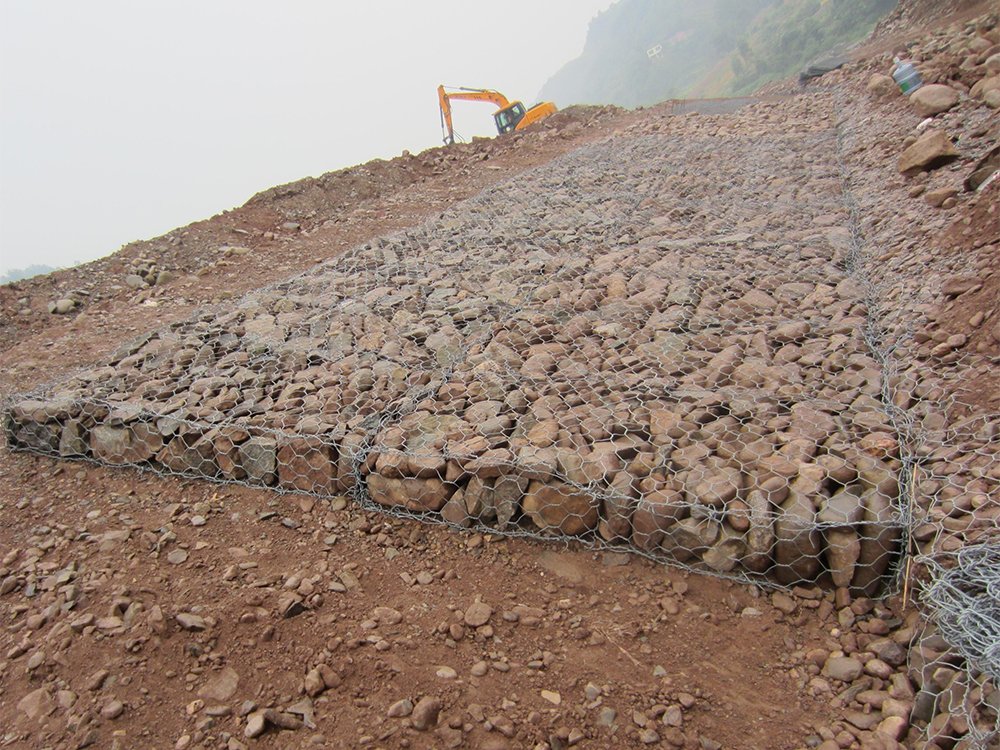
1;6;999;750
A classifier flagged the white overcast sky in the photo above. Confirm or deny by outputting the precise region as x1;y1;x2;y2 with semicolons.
0;0;616;277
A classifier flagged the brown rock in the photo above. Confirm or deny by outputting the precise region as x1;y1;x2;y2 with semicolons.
925;187;959;208
773;465;823;584
464;601;493;627
198;667;240;702
743;489;776;573
100;699;125;720
90;424;162;464
898;130;959;174
867;74;897;97
823;656;864;682
522;480;599;535
176;612;207;631
303;668;326;697
277;436;337;494
910;84;960;117
367;474;454;512
631;486;687;550
411;696;443;731
971;74;1000;99
387;698;413;718
17;688;53;721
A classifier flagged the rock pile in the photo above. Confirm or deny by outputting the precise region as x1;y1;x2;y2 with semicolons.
806;11;1000;748
5;95;907;592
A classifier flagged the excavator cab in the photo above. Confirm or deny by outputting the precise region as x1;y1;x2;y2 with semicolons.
494;102;527;134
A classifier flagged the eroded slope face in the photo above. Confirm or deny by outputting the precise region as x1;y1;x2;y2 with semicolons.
7;93;905;592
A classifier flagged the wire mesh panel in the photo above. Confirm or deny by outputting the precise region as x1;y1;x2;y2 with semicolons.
828;74;1000;748
13;87;1000;744
4;96;907;596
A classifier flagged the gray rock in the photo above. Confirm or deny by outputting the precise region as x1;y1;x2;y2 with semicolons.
823;656;863;682
410;696;442;731
50;298;77;314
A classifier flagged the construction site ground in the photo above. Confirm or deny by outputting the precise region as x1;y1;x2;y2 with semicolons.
1;4;998;749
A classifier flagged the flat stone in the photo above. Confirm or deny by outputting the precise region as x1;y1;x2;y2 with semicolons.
176;612;207;631
198;667;239;702
898;130;959;174
464;601;493;627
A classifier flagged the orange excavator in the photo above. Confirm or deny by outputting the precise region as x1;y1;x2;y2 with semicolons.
437;85;557;145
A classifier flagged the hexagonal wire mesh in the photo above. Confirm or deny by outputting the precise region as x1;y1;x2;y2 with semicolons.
831;82;999;748
3;88;997;746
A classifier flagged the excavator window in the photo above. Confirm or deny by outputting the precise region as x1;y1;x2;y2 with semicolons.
495;103;527;134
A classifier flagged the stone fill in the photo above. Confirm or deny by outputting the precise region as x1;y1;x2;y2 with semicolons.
5;93;905;591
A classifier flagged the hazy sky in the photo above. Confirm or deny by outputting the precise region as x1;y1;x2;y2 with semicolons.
0;0;616;277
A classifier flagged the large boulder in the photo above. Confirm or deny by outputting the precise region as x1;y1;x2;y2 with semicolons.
367;474;453;512
522;480;599;535
867;74;897;97
910;84;960;117
898;130;959;174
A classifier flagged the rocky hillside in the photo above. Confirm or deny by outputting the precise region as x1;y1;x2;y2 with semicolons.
1;7;999;750
538;0;896;106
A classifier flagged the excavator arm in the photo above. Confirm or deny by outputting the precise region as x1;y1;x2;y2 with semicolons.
438;85;512;145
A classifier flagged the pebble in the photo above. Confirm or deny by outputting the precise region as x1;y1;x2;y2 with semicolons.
101;699;125;719
387;698;413;718
662;705;683;727
176;612;207;631
471;660;489;677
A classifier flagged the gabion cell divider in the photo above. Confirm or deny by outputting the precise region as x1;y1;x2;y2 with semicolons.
832;84;999;749
832;90;914;592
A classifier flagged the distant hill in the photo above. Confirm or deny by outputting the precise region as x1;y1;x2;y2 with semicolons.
539;0;898;107
1;264;55;285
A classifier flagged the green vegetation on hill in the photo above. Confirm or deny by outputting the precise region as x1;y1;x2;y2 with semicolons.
539;0;897;106
725;0;898;95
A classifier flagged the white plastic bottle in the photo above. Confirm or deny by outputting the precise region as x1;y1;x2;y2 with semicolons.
892;56;924;95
